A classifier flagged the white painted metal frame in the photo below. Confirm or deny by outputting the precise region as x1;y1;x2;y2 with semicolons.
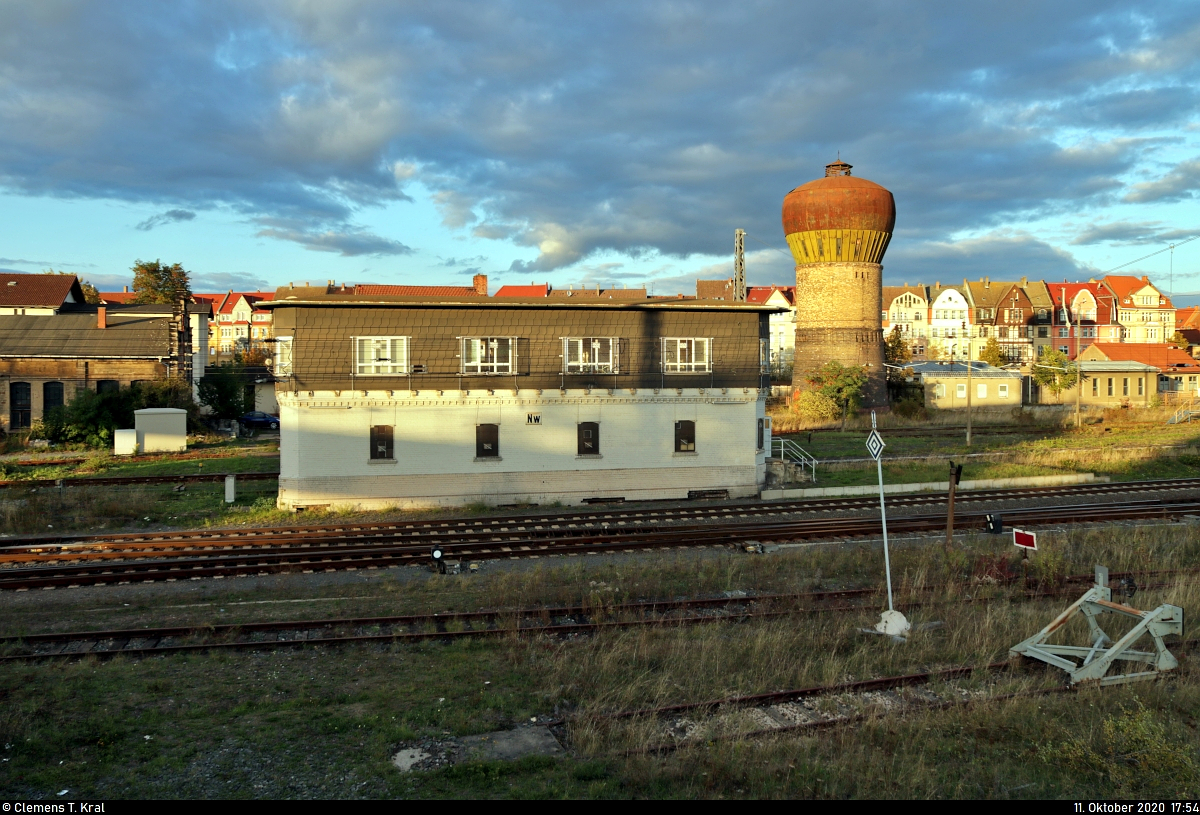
562;337;619;374
662;337;711;373
1009;565;1183;686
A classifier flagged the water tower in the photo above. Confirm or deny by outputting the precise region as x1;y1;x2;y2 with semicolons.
783;159;895;407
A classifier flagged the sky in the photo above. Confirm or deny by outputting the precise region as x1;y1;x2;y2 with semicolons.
1;1;1198;300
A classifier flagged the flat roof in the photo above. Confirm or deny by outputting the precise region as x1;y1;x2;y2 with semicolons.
259;292;783;312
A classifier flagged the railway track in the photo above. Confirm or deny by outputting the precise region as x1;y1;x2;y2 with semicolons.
2;489;1200;591
6;475;1200;553
2;568;1185;662
0;471;279;490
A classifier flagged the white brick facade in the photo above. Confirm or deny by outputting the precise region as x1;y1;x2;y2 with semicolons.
277;388;767;509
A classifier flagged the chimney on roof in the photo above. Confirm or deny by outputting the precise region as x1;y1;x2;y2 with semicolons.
473;273;488;296
985;277;990;288
97;306;106;329
1020;277;1028;286
123;285;128;293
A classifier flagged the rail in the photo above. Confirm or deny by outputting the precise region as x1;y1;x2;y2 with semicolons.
771;437;817;482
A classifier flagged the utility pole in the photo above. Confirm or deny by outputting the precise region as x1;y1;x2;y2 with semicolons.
965;333;972;447
1073;293;1081;429
946;461;962;554
734;228;746;302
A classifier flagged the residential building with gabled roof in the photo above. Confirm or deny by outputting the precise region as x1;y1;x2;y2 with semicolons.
0;272;88;315
962;277;1016;360
882;284;929;358
1176;306;1200;355
1102;275;1175;344
1022;279;1057;359
927;282;972;361
1046;281;1120;358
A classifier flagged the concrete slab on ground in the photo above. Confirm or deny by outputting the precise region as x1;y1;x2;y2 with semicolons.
458;726;564;762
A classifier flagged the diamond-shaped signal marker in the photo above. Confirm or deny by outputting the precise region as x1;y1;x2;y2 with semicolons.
865;429;885;461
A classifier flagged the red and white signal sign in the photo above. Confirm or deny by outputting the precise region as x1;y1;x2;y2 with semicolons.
1013;529;1037;550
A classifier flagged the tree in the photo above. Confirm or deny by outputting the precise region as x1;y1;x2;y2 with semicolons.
198;361;250;420
79;280;102;304
979;337;1007;367
926;345;942;361
45;269;101;304
1169;331;1190;350
233;338;270;367
1033;348;1079;397
805;361;869;429
130;259;192;304
884;326;913;380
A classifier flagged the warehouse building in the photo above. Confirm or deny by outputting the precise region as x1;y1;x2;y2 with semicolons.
261;285;777;510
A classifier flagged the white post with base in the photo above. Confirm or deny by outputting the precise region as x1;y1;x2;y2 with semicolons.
866;411;910;640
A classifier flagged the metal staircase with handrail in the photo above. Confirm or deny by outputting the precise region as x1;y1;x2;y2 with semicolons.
771;437;817;482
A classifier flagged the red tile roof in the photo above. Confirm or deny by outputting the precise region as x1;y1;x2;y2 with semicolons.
1085;342;1200;370
1177;306;1200;331
1045;282;1113;324
353;284;482;297
0;273;85;308
1103;275;1173;308
494;284;550;297
98;292;137;305
746;286;795;305
547;288;647;299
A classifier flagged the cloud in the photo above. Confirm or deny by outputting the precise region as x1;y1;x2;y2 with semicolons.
1071;220;1197;245
884;233;1091;284
0;1;1197;271
189;270;273;292
135;209;196;231
254;219;413;257
1124;157;1200;203
0;256;97;269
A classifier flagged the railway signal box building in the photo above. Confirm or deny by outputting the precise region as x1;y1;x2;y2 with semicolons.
261;287;778;510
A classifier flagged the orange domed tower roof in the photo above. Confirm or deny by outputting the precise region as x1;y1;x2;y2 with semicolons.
782;160;896;236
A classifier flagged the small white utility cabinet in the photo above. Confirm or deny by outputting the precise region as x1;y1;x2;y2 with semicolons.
134;408;188;453
113;428;139;456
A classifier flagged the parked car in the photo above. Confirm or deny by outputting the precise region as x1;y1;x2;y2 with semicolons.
238;411;279;431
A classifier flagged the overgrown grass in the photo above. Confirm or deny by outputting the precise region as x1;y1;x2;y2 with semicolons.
2;521;1199;798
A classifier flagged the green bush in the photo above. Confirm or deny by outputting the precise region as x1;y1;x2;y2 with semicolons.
892;397;927;420
791;390;841;422
39;380;199;448
1041;702;1199;798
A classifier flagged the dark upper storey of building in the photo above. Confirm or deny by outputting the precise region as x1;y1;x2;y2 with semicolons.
260;289;781;392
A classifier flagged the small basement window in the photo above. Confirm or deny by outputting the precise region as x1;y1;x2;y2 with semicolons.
476;423;500;458
370;425;394;460
577;422;600;455
675;420;696;453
